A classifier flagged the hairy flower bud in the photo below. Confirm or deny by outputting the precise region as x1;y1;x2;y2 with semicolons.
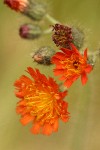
23;0;47;21
52;23;84;49
19;23;42;39
52;24;73;49
31;46;55;65
4;0;47;21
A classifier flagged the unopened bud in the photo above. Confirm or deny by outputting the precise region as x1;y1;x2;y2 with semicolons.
23;0;47;21
31;46;55;65
4;0;47;21
19;23;42;39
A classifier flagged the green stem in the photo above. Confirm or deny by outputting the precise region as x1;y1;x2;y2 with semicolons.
45;14;60;24
43;14;60;34
43;28;52;34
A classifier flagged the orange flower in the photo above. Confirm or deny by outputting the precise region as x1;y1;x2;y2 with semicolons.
52;44;93;88
14;67;69;135
4;0;28;12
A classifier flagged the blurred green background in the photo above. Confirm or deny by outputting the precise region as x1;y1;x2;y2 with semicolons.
0;0;100;150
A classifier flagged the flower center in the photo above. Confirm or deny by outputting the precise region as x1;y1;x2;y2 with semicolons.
73;61;79;69
24;84;59;124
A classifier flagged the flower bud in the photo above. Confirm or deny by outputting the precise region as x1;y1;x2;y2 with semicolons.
52;24;73;49
4;0;29;12
19;23;42;39
52;23;84;49
4;0;47;21
24;0;47;21
31;46;55;65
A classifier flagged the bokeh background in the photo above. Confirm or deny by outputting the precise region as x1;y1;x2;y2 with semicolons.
0;0;100;150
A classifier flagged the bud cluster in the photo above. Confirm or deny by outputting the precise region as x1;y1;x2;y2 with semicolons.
4;0;99;67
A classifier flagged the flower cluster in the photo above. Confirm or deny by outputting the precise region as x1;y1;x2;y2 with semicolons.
4;0;98;136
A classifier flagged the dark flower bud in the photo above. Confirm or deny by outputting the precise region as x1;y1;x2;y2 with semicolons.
52;24;73;49
19;23;42;39
31;46;55;65
52;23;84;49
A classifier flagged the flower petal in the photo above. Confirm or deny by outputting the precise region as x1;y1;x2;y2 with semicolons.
53;52;66;60
51;56;60;64
81;72;88;85
70;43;80;55
15;91;24;98
52;119;58;132
60;47;73;57
42;124;53;135
54;69;64;75
84;48;88;59
59;75;67;81
85;64;93;73
64;79;73;88
61;116;70;122
60;90;68;98
20;114;34;125
64;75;79;88
31;123;41;134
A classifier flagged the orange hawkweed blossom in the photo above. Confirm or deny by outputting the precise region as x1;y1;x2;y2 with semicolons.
52;44;93;88
14;67;69;135
4;0;28;12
